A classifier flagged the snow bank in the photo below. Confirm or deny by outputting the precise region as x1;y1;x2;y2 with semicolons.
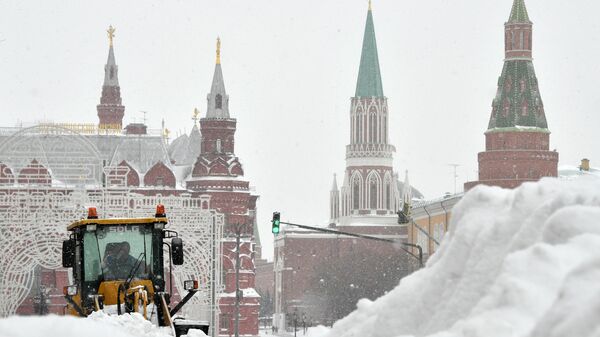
0;311;206;337
319;177;600;337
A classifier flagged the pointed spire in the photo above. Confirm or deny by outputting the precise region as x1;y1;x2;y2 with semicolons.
104;25;119;87
488;0;546;130
402;170;411;204
508;0;531;23
98;25;124;128
331;173;338;191
206;37;230;119
216;37;221;65
402;170;412;217
355;3;383;97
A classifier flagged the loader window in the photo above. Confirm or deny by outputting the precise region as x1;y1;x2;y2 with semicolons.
83;225;154;282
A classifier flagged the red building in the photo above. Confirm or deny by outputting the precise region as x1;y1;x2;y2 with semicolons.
6;31;261;336
184;38;260;337
465;0;558;190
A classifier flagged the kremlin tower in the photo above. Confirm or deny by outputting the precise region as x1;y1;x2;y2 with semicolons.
330;1;414;226
185;39;260;336
97;26;125;130
464;0;558;190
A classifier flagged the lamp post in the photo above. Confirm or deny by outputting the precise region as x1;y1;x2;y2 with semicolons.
229;222;246;337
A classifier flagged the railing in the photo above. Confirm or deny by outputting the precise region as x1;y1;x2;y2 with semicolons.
346;143;396;158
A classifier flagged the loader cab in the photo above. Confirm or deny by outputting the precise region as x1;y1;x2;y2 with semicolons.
61;205;184;320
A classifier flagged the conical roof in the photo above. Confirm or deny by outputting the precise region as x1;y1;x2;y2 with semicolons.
206;39;230;119
355;6;384;97
488;61;547;130
508;0;531;23
104;45;119;87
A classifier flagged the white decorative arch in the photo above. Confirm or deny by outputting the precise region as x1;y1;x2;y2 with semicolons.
366;170;382;210
350;171;363;211
0;127;223;328
383;172;393;211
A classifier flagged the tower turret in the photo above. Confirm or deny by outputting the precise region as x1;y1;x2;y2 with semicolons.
505;0;533;60
465;0;558;191
330;174;340;223
338;1;400;222
97;25;125;130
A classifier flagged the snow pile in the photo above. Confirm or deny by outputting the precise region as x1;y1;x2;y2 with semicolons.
320;177;600;337
0;311;206;337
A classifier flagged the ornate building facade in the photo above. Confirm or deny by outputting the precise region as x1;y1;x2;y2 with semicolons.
185;39;260;337
2;29;261;337
273;3;420;331
465;0;558;190
330;2;417;226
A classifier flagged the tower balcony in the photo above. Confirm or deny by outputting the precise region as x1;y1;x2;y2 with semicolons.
345;143;395;159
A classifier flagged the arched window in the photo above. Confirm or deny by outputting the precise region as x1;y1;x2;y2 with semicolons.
216;94;223;109
352;179;360;210
357;115;362;143
383;117;387;144
216;139;222;153
352;115;357;143
110;66;115;80
370;114;376;143
369;176;378;209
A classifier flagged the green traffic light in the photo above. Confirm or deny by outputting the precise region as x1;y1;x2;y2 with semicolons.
272;212;281;234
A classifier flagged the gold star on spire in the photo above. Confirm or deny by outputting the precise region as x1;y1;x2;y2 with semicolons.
193;108;200;124
216;37;221;64
107;25;116;46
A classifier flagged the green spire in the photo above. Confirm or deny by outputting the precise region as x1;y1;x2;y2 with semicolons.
508;0;531;23
355;5;384;97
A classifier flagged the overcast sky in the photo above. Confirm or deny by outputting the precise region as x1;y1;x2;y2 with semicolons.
2;0;600;261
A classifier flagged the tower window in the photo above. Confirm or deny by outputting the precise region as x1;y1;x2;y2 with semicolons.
352;179;360;210
216;139;222;153
110;66;115;80
520;31;524;49
369;177;378;209
216;94;223;109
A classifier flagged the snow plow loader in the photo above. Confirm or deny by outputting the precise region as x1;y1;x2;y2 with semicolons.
61;205;208;336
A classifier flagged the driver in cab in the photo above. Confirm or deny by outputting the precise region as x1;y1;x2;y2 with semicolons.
102;242;142;280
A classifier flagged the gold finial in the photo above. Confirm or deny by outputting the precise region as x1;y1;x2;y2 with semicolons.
216;37;221;64
107;25;116;47
368;0;372;11
193;108;200;123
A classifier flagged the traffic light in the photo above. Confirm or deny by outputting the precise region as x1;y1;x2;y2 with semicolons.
272;212;281;234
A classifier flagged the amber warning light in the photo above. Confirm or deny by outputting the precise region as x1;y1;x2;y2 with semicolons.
87;207;98;219
184;280;199;290
156;204;166;217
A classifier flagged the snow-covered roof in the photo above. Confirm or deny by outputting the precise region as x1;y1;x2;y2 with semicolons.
558;165;600;179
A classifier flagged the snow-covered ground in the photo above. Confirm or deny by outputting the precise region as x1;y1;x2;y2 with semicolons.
0;311;206;337
313;176;600;337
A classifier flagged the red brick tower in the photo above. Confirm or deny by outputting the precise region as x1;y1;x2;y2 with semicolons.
97;26;125;130
464;0;558;191
185;38;260;336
